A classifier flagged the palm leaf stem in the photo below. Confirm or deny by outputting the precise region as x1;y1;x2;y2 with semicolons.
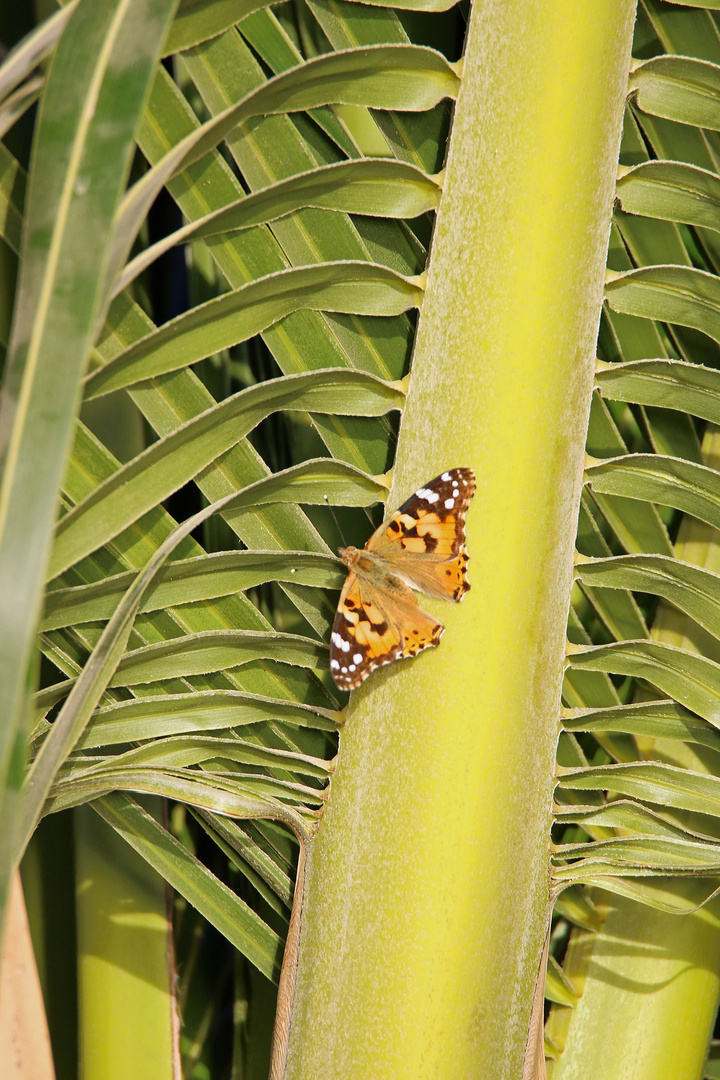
282;4;637;1077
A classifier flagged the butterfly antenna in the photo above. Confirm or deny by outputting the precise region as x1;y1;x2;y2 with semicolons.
323;494;348;548
361;467;392;529
361;504;376;528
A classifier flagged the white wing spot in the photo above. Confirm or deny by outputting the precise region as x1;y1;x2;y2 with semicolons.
331;659;340;669
341;666;348;673
348;664;356;672
342;639;351;653
423;490;440;504
353;653;363;665
445;497;455;509
442;471;452;481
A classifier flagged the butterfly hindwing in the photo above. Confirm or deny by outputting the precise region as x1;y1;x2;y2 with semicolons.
330;573;402;690
330;571;444;691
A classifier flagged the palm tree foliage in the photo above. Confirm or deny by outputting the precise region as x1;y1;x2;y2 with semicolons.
5;0;720;1077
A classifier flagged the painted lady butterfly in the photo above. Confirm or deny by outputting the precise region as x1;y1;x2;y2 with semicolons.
330;468;475;690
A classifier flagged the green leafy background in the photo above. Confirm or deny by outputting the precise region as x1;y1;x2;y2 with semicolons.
8;0;720;1077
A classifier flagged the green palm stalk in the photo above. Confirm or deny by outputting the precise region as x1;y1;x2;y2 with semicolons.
284;4;637;1077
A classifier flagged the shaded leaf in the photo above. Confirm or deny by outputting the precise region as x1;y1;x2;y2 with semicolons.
51;381;395;579
586;453;720;534
0;0;77;102
568;639;720;728
70;734;329;779
596;357;720;424
616;160;720;234
75;690;340;749
563;699;720;754
93;793;283;980
165;0;461;55
107;630;329;687
114;43;459;277
0;0;180;906
115;160;441;296
575;553;720;641
42;550;344;631
88;265;421;397
557;760;720;818
605;265;720;346
632;54;720;131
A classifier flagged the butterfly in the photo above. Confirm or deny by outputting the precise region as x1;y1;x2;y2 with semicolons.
330;468;475;690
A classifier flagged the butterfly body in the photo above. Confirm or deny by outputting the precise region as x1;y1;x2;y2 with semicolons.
330;468;475;690
338;545;419;592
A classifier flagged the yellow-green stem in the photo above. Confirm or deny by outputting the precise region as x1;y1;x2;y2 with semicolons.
548;885;720;1080
285;3;636;1077
75;807;177;1080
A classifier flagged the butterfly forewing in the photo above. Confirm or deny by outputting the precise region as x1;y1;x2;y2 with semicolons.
330;468;475;690
367;468;475;601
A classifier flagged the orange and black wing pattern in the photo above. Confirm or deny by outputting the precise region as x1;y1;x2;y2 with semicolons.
330;572;443;690
368;468;475;601
329;468;474;690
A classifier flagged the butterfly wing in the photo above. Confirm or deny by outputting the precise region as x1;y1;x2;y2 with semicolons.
367;467;475;601
330;570;443;690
